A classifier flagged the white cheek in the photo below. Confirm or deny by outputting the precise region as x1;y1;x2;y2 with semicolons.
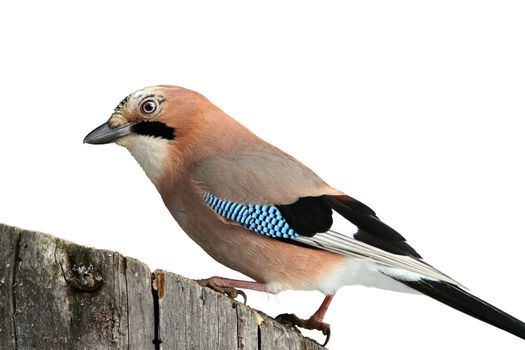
116;135;170;185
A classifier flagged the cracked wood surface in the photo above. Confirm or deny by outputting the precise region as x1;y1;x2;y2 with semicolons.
0;224;326;350
0;224;154;350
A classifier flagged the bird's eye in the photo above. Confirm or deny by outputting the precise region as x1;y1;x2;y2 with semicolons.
140;99;158;115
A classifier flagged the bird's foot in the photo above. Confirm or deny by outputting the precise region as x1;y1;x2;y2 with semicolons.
276;313;331;346
195;277;247;304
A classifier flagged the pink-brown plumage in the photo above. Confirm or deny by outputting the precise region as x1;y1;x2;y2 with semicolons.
165;174;346;293
121;86;349;292
84;85;525;343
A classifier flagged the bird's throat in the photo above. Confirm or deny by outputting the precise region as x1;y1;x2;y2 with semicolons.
116;135;171;186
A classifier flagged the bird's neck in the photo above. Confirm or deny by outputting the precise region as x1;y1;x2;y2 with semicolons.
119;135;172;187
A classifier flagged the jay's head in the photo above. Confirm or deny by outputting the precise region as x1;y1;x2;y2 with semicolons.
84;85;246;185
84;85;203;145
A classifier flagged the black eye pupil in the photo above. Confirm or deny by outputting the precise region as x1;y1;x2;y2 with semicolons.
142;100;156;114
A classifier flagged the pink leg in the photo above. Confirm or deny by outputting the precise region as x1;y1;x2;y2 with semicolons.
195;276;266;303
311;294;334;321
277;294;335;346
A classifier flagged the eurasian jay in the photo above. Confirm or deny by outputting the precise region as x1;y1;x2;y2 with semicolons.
84;85;525;345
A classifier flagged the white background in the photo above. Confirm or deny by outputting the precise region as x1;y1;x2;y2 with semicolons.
1;1;524;349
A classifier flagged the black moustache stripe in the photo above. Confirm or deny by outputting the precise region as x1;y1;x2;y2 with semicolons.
132;121;175;140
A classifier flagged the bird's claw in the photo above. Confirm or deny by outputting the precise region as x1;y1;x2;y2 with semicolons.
235;289;248;304
221;286;247;305
276;313;331;346
196;278;247;304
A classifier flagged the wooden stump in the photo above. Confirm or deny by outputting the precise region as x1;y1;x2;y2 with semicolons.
0;224;326;350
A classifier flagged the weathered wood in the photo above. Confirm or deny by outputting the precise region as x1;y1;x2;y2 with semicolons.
126;257;156;349
0;224;19;349
0;224;325;350
153;271;325;350
0;224;154;350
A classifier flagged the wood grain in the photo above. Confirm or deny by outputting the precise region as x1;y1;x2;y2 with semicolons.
0;224;325;350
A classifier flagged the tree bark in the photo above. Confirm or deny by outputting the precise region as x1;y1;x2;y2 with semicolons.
0;224;325;350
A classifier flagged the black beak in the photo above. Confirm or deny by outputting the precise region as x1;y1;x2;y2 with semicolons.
83;122;136;144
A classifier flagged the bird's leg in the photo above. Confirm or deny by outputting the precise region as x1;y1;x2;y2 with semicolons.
195;276;266;304
276;294;334;346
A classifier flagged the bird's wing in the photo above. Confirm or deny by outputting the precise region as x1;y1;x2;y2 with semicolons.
193;145;462;286
192;144;342;204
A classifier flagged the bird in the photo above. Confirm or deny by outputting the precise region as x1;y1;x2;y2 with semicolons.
84;85;525;345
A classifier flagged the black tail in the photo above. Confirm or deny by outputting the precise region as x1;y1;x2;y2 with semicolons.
399;279;525;340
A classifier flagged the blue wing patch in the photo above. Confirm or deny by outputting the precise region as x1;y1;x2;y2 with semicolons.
203;192;299;239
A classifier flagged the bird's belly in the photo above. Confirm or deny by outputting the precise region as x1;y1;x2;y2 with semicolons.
173;208;347;292
315;257;419;294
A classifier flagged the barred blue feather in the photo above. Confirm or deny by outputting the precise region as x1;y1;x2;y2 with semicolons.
203;192;299;239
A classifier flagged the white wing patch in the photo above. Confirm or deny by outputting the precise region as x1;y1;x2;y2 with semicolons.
295;230;464;289
331;210;359;238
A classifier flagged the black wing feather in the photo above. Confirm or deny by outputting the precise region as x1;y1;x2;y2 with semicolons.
326;195;422;258
277;194;422;258
276;196;333;236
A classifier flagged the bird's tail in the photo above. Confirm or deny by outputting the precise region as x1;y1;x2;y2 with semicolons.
397;278;525;340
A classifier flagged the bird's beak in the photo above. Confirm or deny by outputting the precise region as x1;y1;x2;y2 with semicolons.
83;122;136;144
